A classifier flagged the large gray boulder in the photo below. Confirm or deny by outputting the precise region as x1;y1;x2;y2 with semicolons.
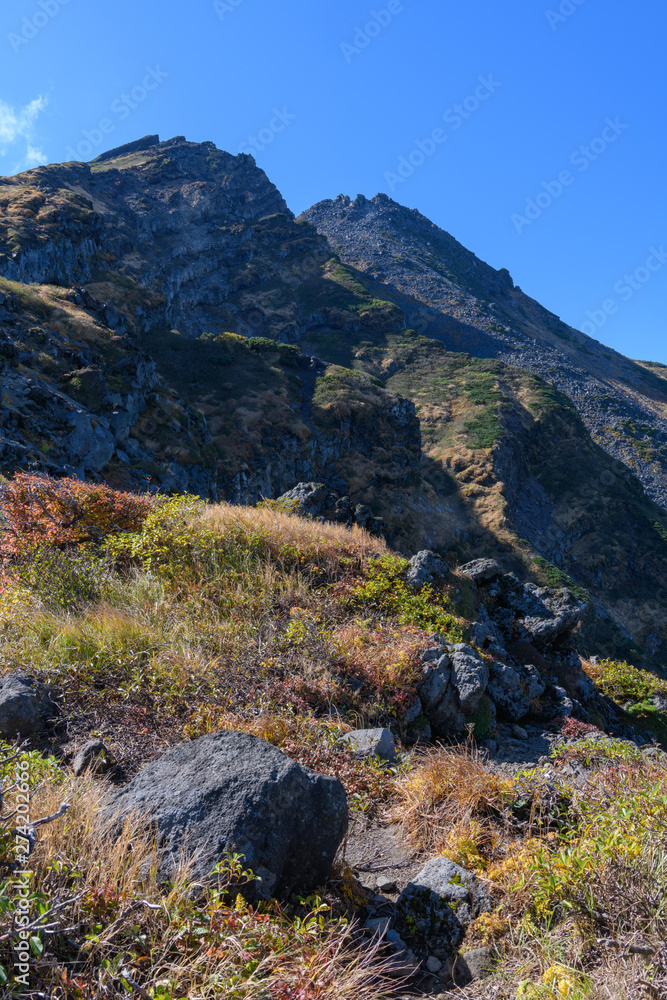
406;550;451;589
104;731;348;901
490;579;588;652
0;672;56;738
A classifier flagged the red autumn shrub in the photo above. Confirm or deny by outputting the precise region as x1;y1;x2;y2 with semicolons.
0;473;153;555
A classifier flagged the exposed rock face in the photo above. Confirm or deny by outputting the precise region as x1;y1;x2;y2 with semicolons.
0;672;56;738
103;731;348;901
413;569;589;733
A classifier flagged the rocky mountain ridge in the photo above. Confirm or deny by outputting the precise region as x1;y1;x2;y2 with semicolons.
1;135;667;662
301;193;667;509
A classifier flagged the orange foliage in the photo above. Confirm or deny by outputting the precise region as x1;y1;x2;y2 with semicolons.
0;474;152;555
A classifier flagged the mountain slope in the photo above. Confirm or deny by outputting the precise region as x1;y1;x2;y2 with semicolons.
301;194;667;510
1;137;666;660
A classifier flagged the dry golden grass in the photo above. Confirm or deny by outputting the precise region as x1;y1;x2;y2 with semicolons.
390;743;509;857
332;622;425;691
204;501;387;563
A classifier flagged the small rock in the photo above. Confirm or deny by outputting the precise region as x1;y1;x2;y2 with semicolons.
365;916;391;936
338;728;398;764
397;857;491;963
386;929;407;953
454;946;495;985
402;698;423;724
511;725;528;741
426;955;443;974
406;550;451;590
457;559;502;584
376;876;398;894
407;857;491;925
72;739;115;776
482;739;498;755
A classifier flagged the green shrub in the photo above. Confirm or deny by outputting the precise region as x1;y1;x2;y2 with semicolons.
341;555;467;640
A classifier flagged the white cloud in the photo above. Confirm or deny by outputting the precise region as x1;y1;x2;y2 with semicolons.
0;94;48;172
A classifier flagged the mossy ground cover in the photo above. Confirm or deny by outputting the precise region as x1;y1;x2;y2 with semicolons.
1;477;667;996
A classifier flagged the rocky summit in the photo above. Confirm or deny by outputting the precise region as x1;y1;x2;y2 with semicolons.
1;134;666;664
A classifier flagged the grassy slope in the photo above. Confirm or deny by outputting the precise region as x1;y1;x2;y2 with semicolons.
1;491;667;998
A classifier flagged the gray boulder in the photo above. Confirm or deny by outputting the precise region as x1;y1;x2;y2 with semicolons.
104;731;348;901
276;482;333;517
457;559;502;584
338;728;398;763
72;739;115;776
487;662;530;721
406;550;451;589
397;858;490;962
418;657;452;713
454;946;495;985
507;584;588;651
407;857;492;925
450;644;490;715
0;672;56;738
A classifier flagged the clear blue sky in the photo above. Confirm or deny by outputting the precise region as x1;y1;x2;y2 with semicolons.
1;0;665;361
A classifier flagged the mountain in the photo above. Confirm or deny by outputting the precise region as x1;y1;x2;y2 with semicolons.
1;134;666;662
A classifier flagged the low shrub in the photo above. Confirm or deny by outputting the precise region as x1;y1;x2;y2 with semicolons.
0;474;152;555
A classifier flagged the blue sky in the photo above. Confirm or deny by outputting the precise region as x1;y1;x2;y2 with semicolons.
1;0;665;361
